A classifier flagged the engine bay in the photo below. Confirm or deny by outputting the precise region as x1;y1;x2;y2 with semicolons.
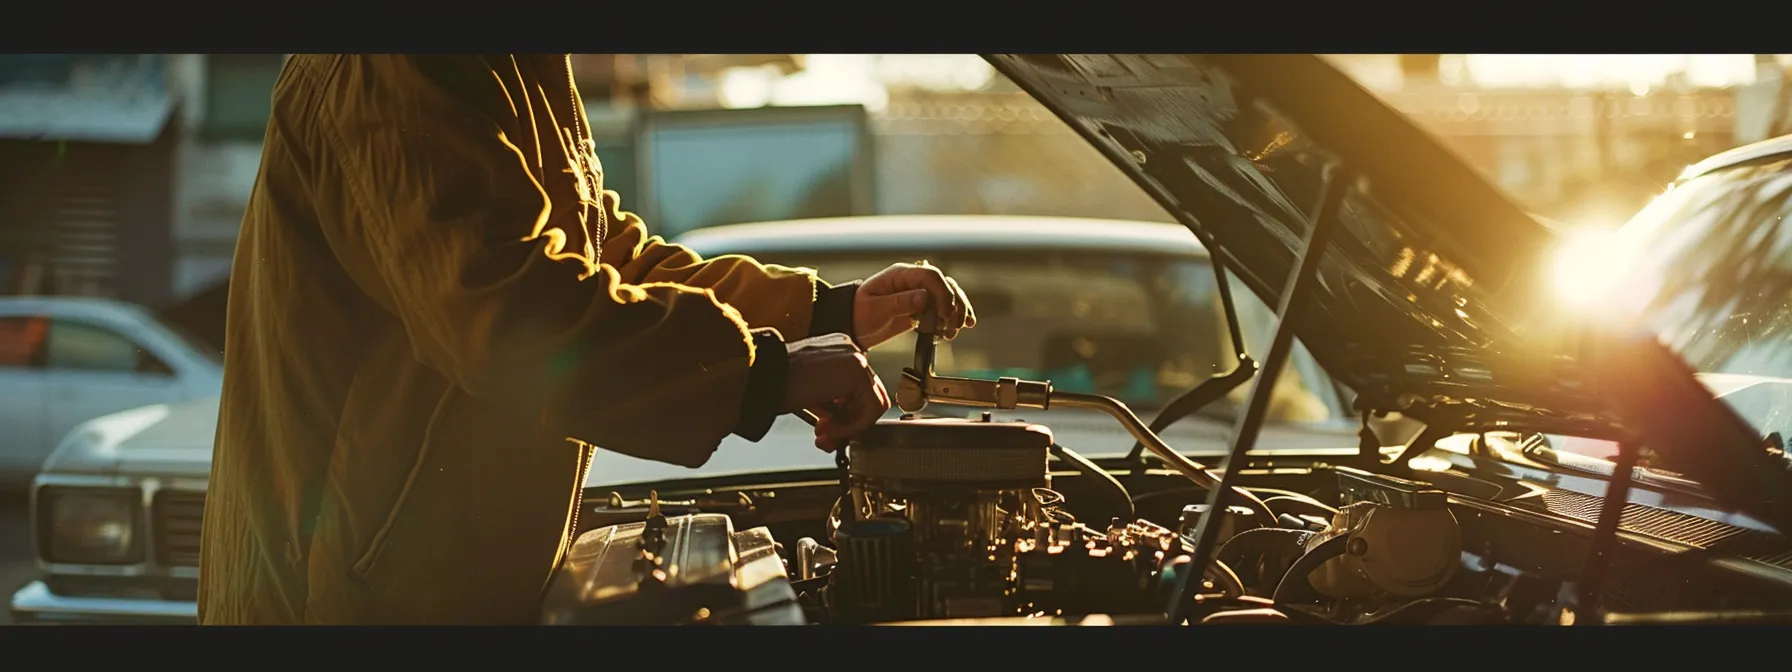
539;298;1792;626
539;413;1792;626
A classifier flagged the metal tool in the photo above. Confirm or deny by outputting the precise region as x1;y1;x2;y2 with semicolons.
897;299;1050;414
892;296;1258;511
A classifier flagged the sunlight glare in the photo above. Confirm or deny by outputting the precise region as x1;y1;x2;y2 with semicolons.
1464;54;1760;89
717;67;774;109
769;54;889;112
1549;225;1636;309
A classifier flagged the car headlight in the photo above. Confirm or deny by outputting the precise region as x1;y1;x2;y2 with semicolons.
37;487;143;565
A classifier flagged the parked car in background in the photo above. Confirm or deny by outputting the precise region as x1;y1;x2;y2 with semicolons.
588;214;1369;485
0;297;222;491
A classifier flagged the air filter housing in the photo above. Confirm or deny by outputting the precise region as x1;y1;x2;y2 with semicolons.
847;416;1053;491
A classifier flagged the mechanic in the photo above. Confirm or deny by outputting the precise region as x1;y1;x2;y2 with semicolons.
197;54;975;625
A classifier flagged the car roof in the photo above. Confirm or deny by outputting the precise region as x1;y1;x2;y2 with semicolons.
671;215;1210;258
1681;134;1792;180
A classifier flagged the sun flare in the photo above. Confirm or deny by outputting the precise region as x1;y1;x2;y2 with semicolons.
1549;225;1635;309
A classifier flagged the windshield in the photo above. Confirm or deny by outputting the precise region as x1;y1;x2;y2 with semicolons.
757;249;1343;424
1546;155;1792;476
585;243;1356;489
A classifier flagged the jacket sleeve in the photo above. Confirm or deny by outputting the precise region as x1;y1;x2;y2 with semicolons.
596;195;860;342
312;55;778;466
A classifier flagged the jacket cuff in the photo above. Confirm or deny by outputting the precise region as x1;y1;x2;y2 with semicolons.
734;328;788;442
810;280;860;344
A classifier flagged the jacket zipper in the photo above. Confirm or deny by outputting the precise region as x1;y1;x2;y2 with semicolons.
563;57;605;247
559;54;597;574
541;57;603;598
568;440;595;545
543;439;596;596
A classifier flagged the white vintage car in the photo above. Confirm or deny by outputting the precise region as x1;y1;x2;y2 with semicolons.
0;297;223;491
8;214;1365;624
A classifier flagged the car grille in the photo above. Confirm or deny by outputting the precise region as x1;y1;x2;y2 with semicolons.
152;490;206;568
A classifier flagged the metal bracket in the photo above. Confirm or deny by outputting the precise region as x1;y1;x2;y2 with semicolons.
1168;160;1353;622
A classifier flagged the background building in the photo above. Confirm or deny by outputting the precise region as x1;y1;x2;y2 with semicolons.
3;53;1789;310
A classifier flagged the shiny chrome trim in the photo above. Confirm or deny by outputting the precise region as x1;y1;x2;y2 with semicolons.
9;580;197;623
1712;556;1792;588
1681;135;1792;180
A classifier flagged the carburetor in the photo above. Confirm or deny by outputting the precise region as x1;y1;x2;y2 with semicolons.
824;414;1055;622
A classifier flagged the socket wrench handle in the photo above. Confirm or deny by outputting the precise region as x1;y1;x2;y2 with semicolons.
897;297;940;413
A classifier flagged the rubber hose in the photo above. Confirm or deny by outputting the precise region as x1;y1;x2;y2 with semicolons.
1050;443;1134;523
1270;533;1351;604
1216;527;1314;588
1261;495;1338;519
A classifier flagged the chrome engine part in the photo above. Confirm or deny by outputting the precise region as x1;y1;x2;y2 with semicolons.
539;509;804;625
803;414;1245;623
1304;469;1462;601
825;415;1054;621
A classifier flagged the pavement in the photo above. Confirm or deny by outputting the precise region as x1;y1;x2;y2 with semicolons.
0;493;34;625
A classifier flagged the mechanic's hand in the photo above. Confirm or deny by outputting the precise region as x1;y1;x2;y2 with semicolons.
853;261;977;348
782;334;890;452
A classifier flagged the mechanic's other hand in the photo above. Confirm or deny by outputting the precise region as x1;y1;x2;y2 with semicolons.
782;334;890;452
853;261;977;348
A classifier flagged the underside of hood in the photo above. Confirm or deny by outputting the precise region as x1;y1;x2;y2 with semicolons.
987;55;1792;523
985;54;1592;432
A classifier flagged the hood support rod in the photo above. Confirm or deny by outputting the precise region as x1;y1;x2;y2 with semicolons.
1169;160;1353;623
1118;170;1259;468
977;58;1261;471
1575;439;1640;623
1122;228;1259;468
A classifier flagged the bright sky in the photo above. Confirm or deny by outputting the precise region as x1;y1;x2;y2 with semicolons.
1459;54;1772;89
716;54;1788;111
717;54;993;110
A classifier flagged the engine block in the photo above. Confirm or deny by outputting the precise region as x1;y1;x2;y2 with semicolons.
828;416;1054;622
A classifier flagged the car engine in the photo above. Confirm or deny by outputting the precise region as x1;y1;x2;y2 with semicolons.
534;313;1773;626
817;415;1205;622
537;407;1500;625
541;415;1235;624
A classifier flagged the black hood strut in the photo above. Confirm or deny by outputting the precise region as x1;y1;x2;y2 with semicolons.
1166;159;1355;623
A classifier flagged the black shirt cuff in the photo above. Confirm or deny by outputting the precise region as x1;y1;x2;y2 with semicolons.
734;328;788;442
810;280;860;345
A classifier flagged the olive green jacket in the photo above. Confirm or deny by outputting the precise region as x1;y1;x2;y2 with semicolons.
197;54;855;624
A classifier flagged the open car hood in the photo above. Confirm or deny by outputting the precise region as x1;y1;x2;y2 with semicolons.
986;54;1792;524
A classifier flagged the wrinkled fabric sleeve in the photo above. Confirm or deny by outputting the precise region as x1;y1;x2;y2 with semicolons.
313;55;772;466
596;202;859;341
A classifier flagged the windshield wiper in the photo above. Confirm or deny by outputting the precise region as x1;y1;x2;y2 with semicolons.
1123;224;1258;468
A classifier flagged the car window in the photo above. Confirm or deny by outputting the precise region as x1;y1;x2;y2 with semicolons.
46;320;161;373
764;250;1340;426
0;316;48;369
1523;157;1792;486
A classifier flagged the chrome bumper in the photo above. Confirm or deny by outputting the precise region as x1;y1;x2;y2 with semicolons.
9;581;198;625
